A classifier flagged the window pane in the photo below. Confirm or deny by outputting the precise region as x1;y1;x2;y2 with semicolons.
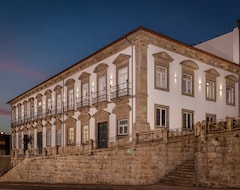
118;119;128;135
156;65;167;89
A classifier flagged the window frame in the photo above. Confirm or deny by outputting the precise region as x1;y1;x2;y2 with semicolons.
182;109;194;131
206;79;216;101
226;82;235;106
182;72;193;96
154;104;169;129
81;124;89;145
117;119;128;136
67;126;75;145
46;129;51;146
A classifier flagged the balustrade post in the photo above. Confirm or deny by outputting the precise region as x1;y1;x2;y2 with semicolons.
227;117;232;131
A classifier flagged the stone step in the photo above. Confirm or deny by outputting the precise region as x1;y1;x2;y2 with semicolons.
158;159;196;186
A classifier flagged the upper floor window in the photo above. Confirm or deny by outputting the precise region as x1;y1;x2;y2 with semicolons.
225;75;238;106
97;75;107;102
68;88;74;108
206;80;215;100
112;54;130;99
205;68;220;102
153;52;173;92
78;72;90;107
180;60;199;97
183;73;193;95
155;104;169;128
156;65;167;89
182;109;194;130
82;82;89;106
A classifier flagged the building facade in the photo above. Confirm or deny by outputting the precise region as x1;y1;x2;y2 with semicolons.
8;27;240;157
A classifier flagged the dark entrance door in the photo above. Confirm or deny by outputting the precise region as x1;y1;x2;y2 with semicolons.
37;132;43;155
97;122;108;149
23;134;28;153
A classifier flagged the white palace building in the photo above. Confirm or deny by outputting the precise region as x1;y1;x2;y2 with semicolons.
8;23;240;157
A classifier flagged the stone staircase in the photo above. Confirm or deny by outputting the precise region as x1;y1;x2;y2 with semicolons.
159;159;196;186
0;156;11;176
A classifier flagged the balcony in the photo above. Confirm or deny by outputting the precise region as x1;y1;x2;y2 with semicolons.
110;81;131;100
92;90;108;105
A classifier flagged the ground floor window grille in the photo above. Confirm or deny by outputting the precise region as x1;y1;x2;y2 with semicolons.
46;130;51;146
56;129;61;146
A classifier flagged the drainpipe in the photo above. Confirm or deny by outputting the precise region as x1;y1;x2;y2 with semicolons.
125;38;134;142
237;20;240;118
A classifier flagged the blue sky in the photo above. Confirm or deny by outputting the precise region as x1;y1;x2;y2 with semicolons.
0;0;239;134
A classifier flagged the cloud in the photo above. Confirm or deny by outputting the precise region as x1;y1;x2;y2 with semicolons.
0;61;46;81
0;107;11;117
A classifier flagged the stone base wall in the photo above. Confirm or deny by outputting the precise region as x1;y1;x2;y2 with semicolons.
0;136;194;185
196;131;240;188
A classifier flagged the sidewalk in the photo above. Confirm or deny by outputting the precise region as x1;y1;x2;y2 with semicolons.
0;182;237;190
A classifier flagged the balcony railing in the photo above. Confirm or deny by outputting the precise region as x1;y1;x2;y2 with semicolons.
110;82;131;99
92;90;107;104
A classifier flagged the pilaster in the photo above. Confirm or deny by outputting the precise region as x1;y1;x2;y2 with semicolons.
133;37;150;134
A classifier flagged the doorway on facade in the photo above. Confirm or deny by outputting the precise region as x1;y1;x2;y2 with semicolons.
97;122;108;149
23;134;28;153
37;132;43;155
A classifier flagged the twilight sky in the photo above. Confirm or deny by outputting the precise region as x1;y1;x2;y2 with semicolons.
0;0;239;134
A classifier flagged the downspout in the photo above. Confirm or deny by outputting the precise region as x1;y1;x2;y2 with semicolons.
125;38;134;142
238;19;240;118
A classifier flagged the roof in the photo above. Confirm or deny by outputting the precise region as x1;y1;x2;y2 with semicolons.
7;26;240;105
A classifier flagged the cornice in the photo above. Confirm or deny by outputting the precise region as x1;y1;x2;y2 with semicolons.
8;27;240;105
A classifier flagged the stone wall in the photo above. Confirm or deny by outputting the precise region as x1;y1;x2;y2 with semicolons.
196;122;240;188
0;135;194;185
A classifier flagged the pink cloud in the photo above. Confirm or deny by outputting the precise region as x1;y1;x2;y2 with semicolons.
0;108;11;117
0;61;46;81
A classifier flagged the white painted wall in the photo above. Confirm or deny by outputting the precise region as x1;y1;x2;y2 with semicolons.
194;27;239;65
147;44;239;130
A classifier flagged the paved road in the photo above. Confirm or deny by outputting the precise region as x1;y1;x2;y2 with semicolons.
0;183;237;190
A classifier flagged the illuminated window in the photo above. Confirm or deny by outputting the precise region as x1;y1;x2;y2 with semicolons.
183;73;193;95
67;127;75;145
81;125;89;144
206;80;215;100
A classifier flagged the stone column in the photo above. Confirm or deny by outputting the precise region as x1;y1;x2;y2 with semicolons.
237;20;240;117
133;37;150;134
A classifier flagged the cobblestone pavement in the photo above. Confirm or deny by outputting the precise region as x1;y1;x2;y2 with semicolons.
0;183;238;190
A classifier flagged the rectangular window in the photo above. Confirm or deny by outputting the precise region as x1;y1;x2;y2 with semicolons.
118;67;128;96
155;106;168;128
183;73;192;95
183;110;193;130
37;101;42;116
118;119;128;135
98;75;106;102
18;134;22;148
47;98;51;113
206;113;216;122
46;130;51;146
30;105;34;119
206;80;215;101
81;125;89;144
226;86;235;105
57;94;62;112
56;129;61;146
67;127;74;145
82;82;89;106
156;65;167;89
68;89;74;108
